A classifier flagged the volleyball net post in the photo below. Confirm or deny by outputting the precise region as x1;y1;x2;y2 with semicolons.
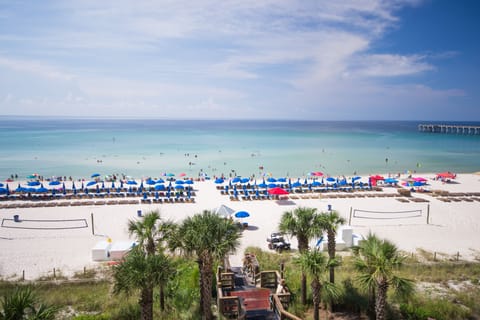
348;207;353;226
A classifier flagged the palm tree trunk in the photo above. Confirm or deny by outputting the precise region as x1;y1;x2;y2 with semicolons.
159;284;165;311
327;229;336;312
197;258;204;314
368;287;376;320
140;286;154;320
201;254;214;320
327;229;336;283
311;279;321;320
375;281;388;320
299;237;308;305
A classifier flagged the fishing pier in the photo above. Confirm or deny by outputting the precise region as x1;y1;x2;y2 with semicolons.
418;124;480;135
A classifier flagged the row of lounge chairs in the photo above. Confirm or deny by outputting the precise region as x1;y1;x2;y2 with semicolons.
0;190;197;202
0;196;196;209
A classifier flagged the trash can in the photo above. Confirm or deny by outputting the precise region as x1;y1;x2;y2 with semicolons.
13;214;20;222
137;210;142;217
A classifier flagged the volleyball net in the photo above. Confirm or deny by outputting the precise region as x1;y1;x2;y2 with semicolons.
1;218;88;230
349;205;430;225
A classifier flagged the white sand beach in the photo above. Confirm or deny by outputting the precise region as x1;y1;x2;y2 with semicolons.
1;173;479;280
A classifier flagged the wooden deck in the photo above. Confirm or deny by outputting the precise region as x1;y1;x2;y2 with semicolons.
228;288;271;311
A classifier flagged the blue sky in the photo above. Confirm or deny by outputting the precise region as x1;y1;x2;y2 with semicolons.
0;0;479;120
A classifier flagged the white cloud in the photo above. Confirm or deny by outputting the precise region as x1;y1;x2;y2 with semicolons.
0;56;73;81
354;54;434;77
0;0;467;119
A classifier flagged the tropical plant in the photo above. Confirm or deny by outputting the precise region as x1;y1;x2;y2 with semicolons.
0;286;59;320
279;207;324;305
295;249;340;320
319;209;345;284
171;210;241;320
112;248;174;320
127;210;176;310
127;210;176;256
353;233;414;320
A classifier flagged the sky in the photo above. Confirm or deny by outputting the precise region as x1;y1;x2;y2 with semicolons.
0;0;479;120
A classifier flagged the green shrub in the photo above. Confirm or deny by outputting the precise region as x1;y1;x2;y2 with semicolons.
400;299;472;320
110;303;141;320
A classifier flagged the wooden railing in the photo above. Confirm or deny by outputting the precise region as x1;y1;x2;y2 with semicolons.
272;294;302;320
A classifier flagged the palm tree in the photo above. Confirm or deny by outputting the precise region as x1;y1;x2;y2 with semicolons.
128;210;175;256
171;210;241;320
113;248;174;320
319;210;345;284
127;210;176;310
0;286;58;320
295;249;340;320
353;234;414;320
279;207;324;305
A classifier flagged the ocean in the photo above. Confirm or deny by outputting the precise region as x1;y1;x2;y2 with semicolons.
0;118;479;180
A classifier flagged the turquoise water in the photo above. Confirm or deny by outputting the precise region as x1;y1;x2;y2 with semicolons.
0;118;479;180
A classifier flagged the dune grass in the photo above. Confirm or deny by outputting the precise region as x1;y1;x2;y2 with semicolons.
1;248;479;319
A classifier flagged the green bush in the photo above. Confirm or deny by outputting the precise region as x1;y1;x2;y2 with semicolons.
110;303;141;320
400;299;472;320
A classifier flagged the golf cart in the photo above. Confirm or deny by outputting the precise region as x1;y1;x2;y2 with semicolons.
266;232;291;252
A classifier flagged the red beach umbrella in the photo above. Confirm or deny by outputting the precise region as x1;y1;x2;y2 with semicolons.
268;187;289;195
311;171;324;177
436;172;456;179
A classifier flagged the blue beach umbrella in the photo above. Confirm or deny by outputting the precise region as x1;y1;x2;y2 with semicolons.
231;177;241;184
326;177;336;183
86;181;97;187
174;185;184;190
49;181;61;186
91;173;101;178
0;187;8;194
292;181;302;188
267;177;276;183
384;178;398;184
126;180;137;185
28;181;40;186
185;180;194;185
0;183;3;187
175;180;185;185
215;178;224;184
312;181;321;187
268;183;277;188
146;179;156;185
277;177;287;183
156;178;165;184
241;178;250;184
235;211;250;218
155;184;165;190
37;187;48;193
258;183;267;188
